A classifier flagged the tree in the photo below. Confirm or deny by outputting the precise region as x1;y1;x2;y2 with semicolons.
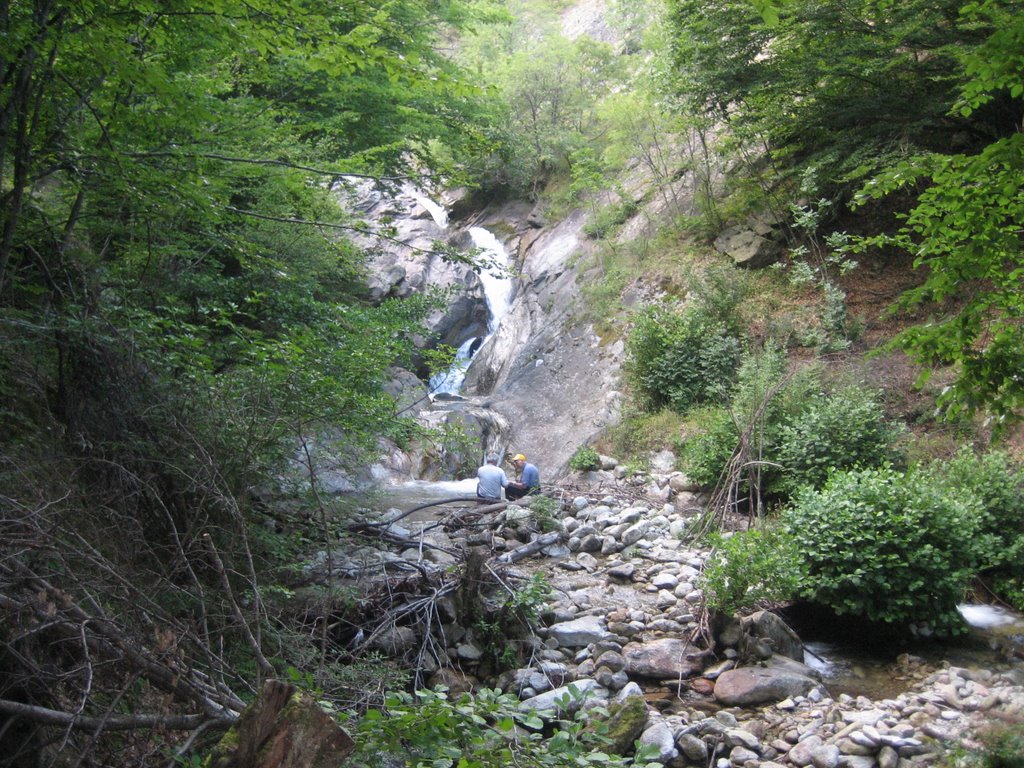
0;0;498;763
686;0;1024;424
850;1;1024;424
663;0;1008;202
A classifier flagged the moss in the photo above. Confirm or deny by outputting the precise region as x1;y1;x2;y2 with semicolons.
203;723;239;767
595;696;649;756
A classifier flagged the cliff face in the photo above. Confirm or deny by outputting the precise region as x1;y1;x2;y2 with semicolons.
457;203;626;479
359;0;655;482
364;191;626;483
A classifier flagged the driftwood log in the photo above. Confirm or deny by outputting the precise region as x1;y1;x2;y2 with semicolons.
496;530;563;563
206;680;355;768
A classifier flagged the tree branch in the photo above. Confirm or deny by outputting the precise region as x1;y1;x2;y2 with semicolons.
0;699;232;732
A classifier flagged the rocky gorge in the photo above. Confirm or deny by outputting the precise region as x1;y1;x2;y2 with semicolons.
294;5;1024;762
295;452;1024;768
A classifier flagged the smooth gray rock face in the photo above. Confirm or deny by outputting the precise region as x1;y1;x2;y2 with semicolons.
547;615;610;648
622;638;709;679
714;664;820;706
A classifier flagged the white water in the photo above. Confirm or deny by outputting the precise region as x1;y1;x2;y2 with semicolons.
958;603;1020;629
411;191;449;229
469;226;513;332
429;336;478;395
429;226;512;395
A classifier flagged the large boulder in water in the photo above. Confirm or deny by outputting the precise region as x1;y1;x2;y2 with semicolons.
713;656;821;706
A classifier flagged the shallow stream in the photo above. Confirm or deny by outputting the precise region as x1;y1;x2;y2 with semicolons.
795;603;1024;700
366;482;1024;702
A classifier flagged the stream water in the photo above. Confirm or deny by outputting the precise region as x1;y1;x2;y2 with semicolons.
794;603;1024;700
429;226;513;395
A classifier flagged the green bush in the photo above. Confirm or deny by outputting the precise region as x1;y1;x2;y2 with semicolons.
569;445;602;472
352;685;665;767
677;348;819;491
530;494;562;533
678;406;737;487
699;526;804;616
775;386;904;493
926;448;1024;610
782;466;982;636
625;302;742;413
949;723;1024;768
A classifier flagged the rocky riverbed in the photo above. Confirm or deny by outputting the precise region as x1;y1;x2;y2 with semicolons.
302;458;1024;767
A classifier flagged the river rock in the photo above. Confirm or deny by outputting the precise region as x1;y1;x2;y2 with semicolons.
730;745;760;765
370;626;418;655
607;562;636;580
622;638;710;679
600;696;649;755
620;521;649;546
547;615;610;647
714;662;821;706
638;721;678;762
518;679;604;715
741;610;804;662
677;732;709;762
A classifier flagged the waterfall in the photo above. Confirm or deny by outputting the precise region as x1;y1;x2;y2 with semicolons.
429;336;480;395
411;191;449;229
470;227;513;331
429;226;512;395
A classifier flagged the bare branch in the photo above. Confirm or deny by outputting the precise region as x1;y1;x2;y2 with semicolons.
0;699;231;732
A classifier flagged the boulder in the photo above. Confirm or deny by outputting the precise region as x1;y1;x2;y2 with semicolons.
714;659;821;706
741;610;804;662
713;224;782;268
518;679;604;715
622;638;710;679
596;696;649;755
638;721;678;762
547;615;610;648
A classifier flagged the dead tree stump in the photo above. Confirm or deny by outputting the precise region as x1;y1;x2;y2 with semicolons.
206;680;355;768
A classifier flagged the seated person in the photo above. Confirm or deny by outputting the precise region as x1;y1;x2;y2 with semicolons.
505;453;540;501
476;453;508;502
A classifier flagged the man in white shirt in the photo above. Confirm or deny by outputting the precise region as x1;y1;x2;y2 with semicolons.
476;453;508;502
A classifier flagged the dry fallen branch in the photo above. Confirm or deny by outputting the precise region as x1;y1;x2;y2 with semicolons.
0;699;229;732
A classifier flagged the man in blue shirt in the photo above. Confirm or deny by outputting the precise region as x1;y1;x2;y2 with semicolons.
506;453;540;500
476;454;508;502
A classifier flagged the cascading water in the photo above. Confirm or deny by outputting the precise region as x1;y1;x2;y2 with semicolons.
411;191;449;229
429;226;512;395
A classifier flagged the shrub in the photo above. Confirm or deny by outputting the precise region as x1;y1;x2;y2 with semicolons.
775;386;905;493
925;448;1024;610
678;406;737;487
677;348;819;491
699;526;804;616
782;466;982;636
530;494;562;533
951;723;1024;768
625;302;742;413
352;685;665;767
569;445;601;472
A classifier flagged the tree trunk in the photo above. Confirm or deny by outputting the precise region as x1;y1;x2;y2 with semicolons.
206;680;355;768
